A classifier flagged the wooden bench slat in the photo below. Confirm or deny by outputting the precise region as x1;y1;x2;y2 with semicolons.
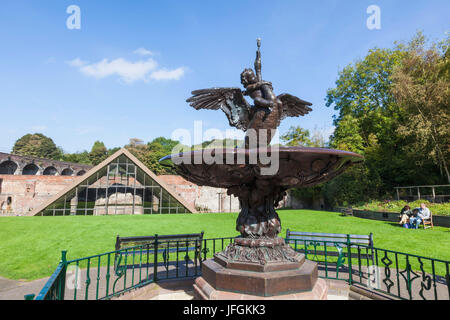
120;246;197;255
288;231;370;240
116;232;204;251
118;240;199;249
287;237;370;244
285;229;375;280
286;230;374;249
294;249;373;259
118;232;203;241
287;235;370;242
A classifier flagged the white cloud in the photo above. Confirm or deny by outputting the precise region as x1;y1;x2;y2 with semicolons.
79;58;158;83
68;52;185;83
134;48;154;56
150;67;186;81
67;57;87;67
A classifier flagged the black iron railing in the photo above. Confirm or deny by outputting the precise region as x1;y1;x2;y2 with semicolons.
28;236;449;300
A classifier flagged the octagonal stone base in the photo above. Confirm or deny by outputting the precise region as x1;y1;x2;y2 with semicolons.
194;274;328;300
193;256;328;300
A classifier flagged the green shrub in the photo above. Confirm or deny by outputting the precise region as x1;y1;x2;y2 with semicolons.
353;200;449;216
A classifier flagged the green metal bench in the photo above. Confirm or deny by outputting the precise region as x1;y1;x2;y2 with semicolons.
113;232;204;291
285;230;374;278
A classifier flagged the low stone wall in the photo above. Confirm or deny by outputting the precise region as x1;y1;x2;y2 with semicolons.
334;208;450;228
349;284;396;300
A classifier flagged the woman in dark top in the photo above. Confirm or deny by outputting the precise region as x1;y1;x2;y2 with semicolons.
399;205;412;227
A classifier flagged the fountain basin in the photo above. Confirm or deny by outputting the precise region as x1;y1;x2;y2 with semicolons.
159;146;363;300
160;146;363;190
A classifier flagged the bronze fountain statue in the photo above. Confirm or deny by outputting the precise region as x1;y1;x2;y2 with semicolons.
160;39;363;299
187;38;313;148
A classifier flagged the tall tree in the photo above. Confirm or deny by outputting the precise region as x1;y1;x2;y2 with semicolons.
89;141;108;165
324;43;412;203
321;32;447;206
12;133;62;160
392;33;450;182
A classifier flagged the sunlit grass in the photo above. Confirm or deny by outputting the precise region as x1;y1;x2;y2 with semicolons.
0;210;448;280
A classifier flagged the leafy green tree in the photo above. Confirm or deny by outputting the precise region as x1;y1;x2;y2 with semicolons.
280;126;326;148
392;33;450;182
280;127;313;147
151;137;180;154
322;32;447;206
125;137;183;175
61;151;91;164
89;141;108;165
12;133;62;160
322;46;406;203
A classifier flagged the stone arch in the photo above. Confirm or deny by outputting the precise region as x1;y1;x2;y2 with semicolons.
61;168;74;176
43;166;58;176
22;163;39;175
77;170;86;176
0;160;18;174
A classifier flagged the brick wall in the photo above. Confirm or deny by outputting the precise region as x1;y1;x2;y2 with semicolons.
0;175;77;215
159;175;240;212
0;174;243;216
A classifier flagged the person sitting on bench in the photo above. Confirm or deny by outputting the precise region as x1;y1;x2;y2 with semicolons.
410;203;431;229
399;205;412;228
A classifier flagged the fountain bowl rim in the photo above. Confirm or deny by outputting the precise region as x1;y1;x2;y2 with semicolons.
159;146;364;163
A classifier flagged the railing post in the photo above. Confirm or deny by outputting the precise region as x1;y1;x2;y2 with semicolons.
153;234;158;282
59;250;67;300
346;235;353;285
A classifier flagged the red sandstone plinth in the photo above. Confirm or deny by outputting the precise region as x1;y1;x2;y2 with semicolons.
193;256;328;300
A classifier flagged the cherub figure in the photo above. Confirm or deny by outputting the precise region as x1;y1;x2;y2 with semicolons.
187;39;312;148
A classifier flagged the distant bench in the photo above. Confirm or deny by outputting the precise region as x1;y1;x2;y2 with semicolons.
286;229;374;278
422;212;434;229
339;207;353;216
113;232;204;282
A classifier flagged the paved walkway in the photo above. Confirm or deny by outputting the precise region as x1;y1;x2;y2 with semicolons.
0;276;49;300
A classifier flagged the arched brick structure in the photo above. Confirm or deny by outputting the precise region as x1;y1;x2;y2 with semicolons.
43;166;58;176
0;153;91;176
22;163;40;175
61;168;74;176
0;160;18;175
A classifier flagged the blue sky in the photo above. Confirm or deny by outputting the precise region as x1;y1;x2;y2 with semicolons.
0;0;448;153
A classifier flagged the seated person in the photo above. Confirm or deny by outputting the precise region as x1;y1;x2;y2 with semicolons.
398;205;411;227
409;203;431;229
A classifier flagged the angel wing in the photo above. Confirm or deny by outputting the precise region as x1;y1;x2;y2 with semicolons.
278;93;313;121
186;88;251;131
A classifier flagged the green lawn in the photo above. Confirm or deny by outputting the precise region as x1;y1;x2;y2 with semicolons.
0;209;449;281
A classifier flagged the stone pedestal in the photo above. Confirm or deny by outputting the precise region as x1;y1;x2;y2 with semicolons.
193;238;328;300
